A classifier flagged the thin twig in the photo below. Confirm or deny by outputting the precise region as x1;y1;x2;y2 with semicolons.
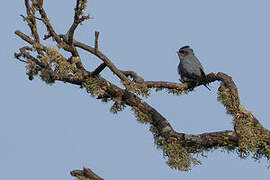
67;0;89;45
24;0;40;43
94;31;99;52
71;39;133;83
91;62;106;76
43;33;51;40
15;30;34;45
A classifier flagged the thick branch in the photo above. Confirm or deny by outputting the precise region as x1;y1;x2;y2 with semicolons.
16;27;270;153
15;0;270;173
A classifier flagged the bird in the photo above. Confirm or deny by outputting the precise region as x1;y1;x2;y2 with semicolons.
177;46;211;91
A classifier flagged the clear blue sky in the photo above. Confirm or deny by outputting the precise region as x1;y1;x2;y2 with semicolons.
1;0;270;179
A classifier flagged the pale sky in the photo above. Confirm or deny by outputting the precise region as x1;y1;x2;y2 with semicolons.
1;0;270;179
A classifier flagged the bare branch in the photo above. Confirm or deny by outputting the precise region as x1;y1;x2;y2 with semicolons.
94;31;99;52
43;33;51;40
71;39;133;83
34;2;64;46
143;73;218;92
15;46;42;67
90;62;106;76
15;30;34;45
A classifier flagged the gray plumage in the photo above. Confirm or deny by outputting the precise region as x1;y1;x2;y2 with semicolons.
177;46;210;90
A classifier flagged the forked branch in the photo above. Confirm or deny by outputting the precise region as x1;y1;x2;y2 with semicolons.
15;0;270;175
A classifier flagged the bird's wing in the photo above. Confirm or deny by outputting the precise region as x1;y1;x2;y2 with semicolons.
199;68;208;81
184;71;204;83
177;62;184;76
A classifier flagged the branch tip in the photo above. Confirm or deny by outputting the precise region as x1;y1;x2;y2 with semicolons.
95;31;100;51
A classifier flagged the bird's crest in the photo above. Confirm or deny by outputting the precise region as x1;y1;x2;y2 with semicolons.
179;46;190;50
178;46;191;57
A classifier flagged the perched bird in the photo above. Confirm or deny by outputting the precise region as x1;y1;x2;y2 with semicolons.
177;46;210;90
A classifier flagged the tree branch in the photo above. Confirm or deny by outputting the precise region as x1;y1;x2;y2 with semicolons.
90;63;106;76
15;30;34;45
15;0;270;175
24;0;40;43
94;31;99;52
71;167;104;180
33;0;85;70
121;70;144;83
67;0;90;45
71;38;131;83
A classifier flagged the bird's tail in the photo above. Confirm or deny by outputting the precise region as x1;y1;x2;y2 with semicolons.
199;69;211;91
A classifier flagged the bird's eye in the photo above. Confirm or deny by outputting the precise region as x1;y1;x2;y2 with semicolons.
179;50;185;54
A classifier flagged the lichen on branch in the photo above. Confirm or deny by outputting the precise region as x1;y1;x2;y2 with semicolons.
15;0;270;175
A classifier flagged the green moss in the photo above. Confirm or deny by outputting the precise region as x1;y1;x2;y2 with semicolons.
46;47;77;76
76;0;88;17
154;87;189;95
131;106;152;124
83;77;106;97
167;88;183;95
122;81;149;97
32;47;84;84
40;69;55;84
234;111;270;162
24;46;85;84
25;60;39;80
155;138;200;171
167;86;192;95
110;97;126;114
217;83;239;115
162;126;172;134
155;87;163;92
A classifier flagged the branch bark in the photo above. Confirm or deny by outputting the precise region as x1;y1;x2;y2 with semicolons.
71;167;104;180
14;0;270;175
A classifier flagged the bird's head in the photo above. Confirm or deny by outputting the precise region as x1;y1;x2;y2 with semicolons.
177;46;194;59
